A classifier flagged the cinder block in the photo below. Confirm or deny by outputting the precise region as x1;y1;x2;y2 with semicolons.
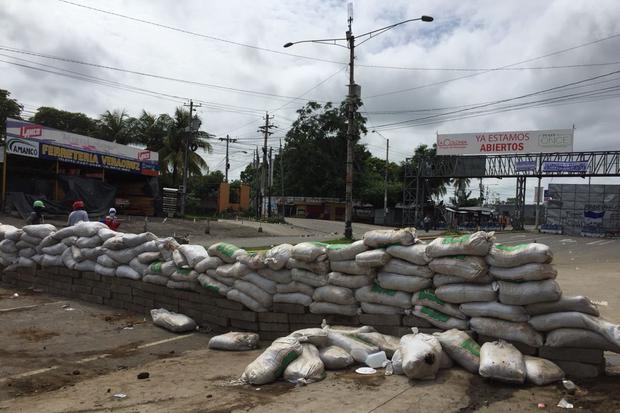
358;314;401;326
52;280;73;291
81;271;101;281
539;347;604;364
554;360;604;379
125;302;149;315
78;293;104;305
272;303;307;314
169;289;199;301
71;284;93;295
60;269;81;278
133;295;154;308
200;313;230;328
288;313;323;325
322;314;359;326
92;287;111;299
259;322;290;332
153;300;178;312
32;277;53;286
289;323;320;332
103;298;127;310
258;312;289;323
230;319;259;331
133;282;164;294
110;284;132;295
17;272;36;283
259;331;287;341
215;298;245;310
111;292;132;303
131;288;156;300
72;278;98;287
53;274;75;284
402;315;433;328
221;308;257;322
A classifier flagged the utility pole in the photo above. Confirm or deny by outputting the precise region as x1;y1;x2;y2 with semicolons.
219;134;237;183
268;147;273;217
254;147;260;218
384;138;389;215
279;138;284;216
344;14;357;240
180;99;201;217
258;112;276;218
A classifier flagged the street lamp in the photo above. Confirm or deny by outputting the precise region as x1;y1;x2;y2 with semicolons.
372;130;390;216
284;13;433;238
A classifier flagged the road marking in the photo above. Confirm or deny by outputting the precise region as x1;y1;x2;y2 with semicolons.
0;301;64;313
586;240;607;245
598;240;615;245
0;333;196;383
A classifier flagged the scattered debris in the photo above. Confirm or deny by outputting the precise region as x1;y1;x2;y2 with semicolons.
72;370;80;375
137;372;150;380
557;398;574;409
592;300;608;306
11;293;19;298
113;393;127;399
562;379;576;394
355;367;377;375
537;402;546;409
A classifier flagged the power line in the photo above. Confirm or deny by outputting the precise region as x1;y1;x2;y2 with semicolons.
357;60;620;72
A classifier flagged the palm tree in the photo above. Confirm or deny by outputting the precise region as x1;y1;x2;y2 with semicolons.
98;109;136;144
131;111;174;151
158;107;212;186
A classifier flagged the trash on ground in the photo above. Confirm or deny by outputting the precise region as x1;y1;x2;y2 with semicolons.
150;308;197;333
113;393;127;399
355;367;377;375
557;398;574;409
137;372;150;379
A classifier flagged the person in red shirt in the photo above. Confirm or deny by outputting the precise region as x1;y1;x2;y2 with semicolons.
104;208;120;230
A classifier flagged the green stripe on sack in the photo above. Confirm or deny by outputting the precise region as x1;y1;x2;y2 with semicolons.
326;244;350;251
460;338;481;357
177;268;191;275
371;283;397;296
216;243;239;257
149;261;162;273
205;284;219;293
495;243;528;252
420;306;450;322
418;289;445;305
441;234;471;245
274;351;300;378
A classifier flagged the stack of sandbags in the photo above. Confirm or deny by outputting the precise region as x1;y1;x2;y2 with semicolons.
6;224;57;270
0;224;23;268
97;231;159;281
259;244;306;306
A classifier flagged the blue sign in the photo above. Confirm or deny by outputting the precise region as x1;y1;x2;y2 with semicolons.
542;161;588;173
515;160;536;172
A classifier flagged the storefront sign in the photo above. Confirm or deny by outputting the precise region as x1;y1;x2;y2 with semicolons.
7;137;40;158
542;161;588;173
515;160;536;172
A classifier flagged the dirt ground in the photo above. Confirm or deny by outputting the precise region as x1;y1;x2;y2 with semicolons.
0;227;619;411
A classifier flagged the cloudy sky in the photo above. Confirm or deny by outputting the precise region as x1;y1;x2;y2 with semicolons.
2;0;620;202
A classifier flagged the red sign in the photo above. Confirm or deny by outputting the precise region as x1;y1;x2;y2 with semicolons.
138;150;151;161
19;125;43;138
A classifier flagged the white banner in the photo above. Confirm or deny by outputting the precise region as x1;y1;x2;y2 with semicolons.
436;129;573;155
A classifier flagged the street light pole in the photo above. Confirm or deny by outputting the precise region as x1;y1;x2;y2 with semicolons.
180;99;192;217
372;130;390;216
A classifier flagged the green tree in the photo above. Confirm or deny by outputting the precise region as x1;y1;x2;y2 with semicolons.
0;89;22;143
406;144;450;203
31;107;99;136
97;109;137;144
131;111;174;151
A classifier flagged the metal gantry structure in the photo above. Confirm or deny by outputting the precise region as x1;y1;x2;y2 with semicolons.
402;151;620;229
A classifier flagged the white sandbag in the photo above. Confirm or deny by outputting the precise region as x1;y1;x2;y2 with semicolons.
288;258;330;275
166;280;199;291
75;246;103;262
292;242;327;262
61;247;77;269
237;251;267;270
326;330;380;363
170;268;199;282
329;260;373;275
97;227;117;241
319;345;354;370
129;257;149;275
413;305;469;330
4;228;23;241
386;243;430;266
487;243;553;268
137;251;161;264
283;343;325;384
73;221;107;238
39;234;58;248
211;272;236;287
326;241;368;262
177;244;209;267
276;281;315;296
257;267;292;284
361;302;404;315
208;332;260;351
497;279;562;305
363;227;416;248
435;283;497;304
264;243;293;270
355;249;390;268
347;332;400;357
440;349;454;369
381;258;434;278
194;255;223;273
433;272;493;287
460;302;530;322
76;235;102;249
479;341;526;384
309;301;359;316
241;336;303;385
426;231;494;258
0;224;18;238
377;272;432;293
151;308;196;333
400;333;442;380
9;256;35;269
355;284;412;308
208;242;247;263
62;236;78;246
490;263;557;281
411;289;466;319
273;293;313;306
20;234;42;246
75;260;96;272
470;317;544;347
18;247;36;258
428;255;487;281
523;355;564;385
391;349;404;375
145;260;176;277
105;247;145;264
42;254;64;267
528;311;620;346
95;263;116;277
288;328;329;347
544;328;620;352
526;296;599;317
434;329;480;374
156;237;180;261
242;271;277;294
234;280;273;308
291;268;328;287
41;242;68;255
143;274;169;285
103;232;158;250
327;271;374;289
313;285;356;305
116;265;141;280
197;274;231;295
23;224;56;238
216;262;251;278
0;239;17;253
172;249;189;268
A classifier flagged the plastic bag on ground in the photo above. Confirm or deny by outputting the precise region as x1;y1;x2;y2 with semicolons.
361;302;405;315
291;268;328;287
273;293;312;306
479;340;526;384
487;243;553;268
470;317;544;347
386;243;430;266
178;244;209;267
490;263;557;281
434;329;480;374
411;289;466;319
264;244;293;270
526;296;599;317
208;242;247;263
292;242;327;262
363;227;416;248
197;274;231;296
523;355;564;385
319;345;354;370
460;301;530;322
313;285;356;305
413;305;469;330
241;336;303;385
208;332;260;351
528;311;620;346
326;241;368;262
288;328;329;347
283;343;325;384
234;280;273;308
151;308;196;333
391;349;404;375
355;284;412;308
377;272;432;293
497;279;562;305
544;328;620;352
429;255;487;281
276;281;315;296
327;271;374;289
326;329;379;363
329;260;374;275
257;268;292;284
194;255;223;273
288;258;330;274
310;302;359;316
355;249;390;268
400;333;442;380
426;231;494;258
226;289;268;312
433;272;493;287
242;272;277;294
435;283;497;304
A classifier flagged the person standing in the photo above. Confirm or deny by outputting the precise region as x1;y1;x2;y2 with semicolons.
26;200;45;225
67;200;89;226
104;208;120;230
